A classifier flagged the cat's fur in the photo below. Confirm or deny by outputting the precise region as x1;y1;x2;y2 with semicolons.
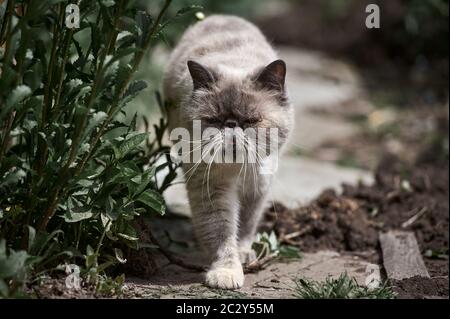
163;15;294;289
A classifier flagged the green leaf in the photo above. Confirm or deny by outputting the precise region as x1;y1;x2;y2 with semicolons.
268;231;279;251
63;201;94;223
1;85;32;120
128;112;138;133
279;245;302;259
0;240;5;256
132;167;156;197
117;233;138;241
27;226;36;252
123;80;147;99
0;242;30;279
113;133;148;159
136;11;153;48
0;279;9;297
85;245;97;269
114;248;127;264
104;48;141;69
101;0;115;7
81;111;108;145
6;85;32;108
136;189;165;215
29;230;63;257
86;245;95;256
63;211;93;223
159;5;203;32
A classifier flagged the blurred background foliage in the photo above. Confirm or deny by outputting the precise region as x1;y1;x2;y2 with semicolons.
131;0;448;121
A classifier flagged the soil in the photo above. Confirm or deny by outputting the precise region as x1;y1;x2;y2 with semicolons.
264;160;448;251
28;278;99;299
262;155;449;298
392;277;449;299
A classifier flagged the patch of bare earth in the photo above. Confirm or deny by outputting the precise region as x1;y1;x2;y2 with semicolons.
262;156;449;298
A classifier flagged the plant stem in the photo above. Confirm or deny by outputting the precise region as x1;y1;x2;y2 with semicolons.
95;220;111;257
0;0;14;45
0;0;15;165
51;28;75;122
0;112;14;165
37;1;125;232
76;0;173;173
36;3;65;175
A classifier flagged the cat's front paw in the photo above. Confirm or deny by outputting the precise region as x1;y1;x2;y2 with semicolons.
205;266;244;289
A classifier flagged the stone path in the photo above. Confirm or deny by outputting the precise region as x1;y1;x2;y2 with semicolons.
130;46;379;298
124;251;377;299
124;215;379;299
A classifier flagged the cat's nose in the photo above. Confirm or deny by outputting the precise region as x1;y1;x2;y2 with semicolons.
225;120;238;128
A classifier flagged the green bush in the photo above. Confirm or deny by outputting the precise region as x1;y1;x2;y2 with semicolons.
0;0;193;297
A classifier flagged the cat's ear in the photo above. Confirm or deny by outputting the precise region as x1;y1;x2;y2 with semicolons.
255;60;286;92
187;60;216;91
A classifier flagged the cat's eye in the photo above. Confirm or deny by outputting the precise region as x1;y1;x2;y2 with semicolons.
247;118;261;125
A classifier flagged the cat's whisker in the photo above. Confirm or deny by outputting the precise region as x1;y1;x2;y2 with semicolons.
202;138;223;205
179;140;214;177
245;138;261;193
236;134;248;193
176;138;207;143
239;135;250;191
182;137;220;184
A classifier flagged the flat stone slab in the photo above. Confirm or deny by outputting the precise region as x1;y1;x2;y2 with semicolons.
279;47;361;112
124;251;379;299
287;112;359;151
379;231;430;281
270;156;373;208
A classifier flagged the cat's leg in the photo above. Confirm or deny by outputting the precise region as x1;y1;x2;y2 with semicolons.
187;172;244;289
238;175;271;264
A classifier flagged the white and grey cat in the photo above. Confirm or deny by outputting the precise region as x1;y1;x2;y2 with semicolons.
163;15;294;289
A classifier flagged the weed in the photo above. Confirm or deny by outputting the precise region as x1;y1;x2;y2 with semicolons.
294;273;396;299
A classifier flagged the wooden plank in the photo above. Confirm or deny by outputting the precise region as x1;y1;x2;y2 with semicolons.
379;230;430;280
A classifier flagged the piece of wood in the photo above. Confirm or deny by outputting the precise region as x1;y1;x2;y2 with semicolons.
379;230;430;280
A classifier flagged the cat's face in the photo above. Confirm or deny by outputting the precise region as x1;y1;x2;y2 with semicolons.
183;60;293;155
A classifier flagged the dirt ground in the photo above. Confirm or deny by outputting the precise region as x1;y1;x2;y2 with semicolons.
262;149;449;298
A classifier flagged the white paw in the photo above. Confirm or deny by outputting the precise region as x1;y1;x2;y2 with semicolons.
239;247;257;265
205;266;244;289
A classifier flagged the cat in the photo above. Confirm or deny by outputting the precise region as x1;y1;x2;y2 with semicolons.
163;15;294;289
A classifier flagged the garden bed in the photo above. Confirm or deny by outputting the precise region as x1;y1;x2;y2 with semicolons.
263;156;449;298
